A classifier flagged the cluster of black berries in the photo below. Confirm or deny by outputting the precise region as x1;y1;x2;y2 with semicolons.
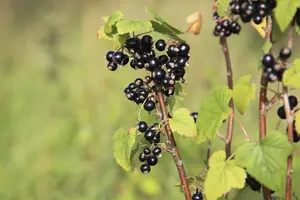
192;189;203;200
213;18;242;38
137;121;161;144
190;112;198;123
106;51;129;71
294;8;300;26
262;47;292;82
230;0;276;24
139;146;162;174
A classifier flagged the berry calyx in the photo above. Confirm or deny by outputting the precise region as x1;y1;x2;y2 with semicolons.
140;163;151;174
144;100;155;112
138;121;148;132
147;155;158;166
155;39;166;51
152;146;162;156
279;48;292;60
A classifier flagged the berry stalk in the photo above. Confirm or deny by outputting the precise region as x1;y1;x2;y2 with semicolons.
220;37;234;159
157;91;192;200
284;24;294;200
259;15;273;200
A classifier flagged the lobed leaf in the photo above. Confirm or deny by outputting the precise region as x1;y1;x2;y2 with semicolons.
169;108;197;138
104;11;124;34
282;59;300;88
150;20;185;42
233;75;256;114
204;151;246;200
167;82;185;113
116;19;153;34
196;86;232;143
235;131;294;191
112;33;130;49
216;0;231;17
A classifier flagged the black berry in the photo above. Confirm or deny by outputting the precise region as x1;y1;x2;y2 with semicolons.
147;155;158;166
144;129;156;141
143;147;151;155
155;39;166;51
141;35;153;48
106;51;114;62
139;153;148;162
140;163;151;174
230;21;241;34
277;106;286;119
107;62;118;71
152;68;166;81
158;55;169;64
190;112;198;123
167;45;178;57
138;121;148;132
253;15;263;25
134;78;143;87
126;37;140;50
152;146;162;156
279;48;292;60
113;52;125;64
120;54;129;65
178;43;190;56
192;193;203;200
288;95;298;109
262;54;275;68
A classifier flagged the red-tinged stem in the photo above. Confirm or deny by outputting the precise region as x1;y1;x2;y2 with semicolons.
220;37;234;159
284;24;294;200
157;91;192;200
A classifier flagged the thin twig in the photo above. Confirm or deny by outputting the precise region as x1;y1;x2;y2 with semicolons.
233;115;250;141
259;15;273;200
205;140;211;169
217;130;226;141
156;91;192;200
220;37;234;159
284;24;294;200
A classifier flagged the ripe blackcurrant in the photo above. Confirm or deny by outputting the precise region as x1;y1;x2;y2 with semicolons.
130;59;137;70
288;95;298;109
177;56;189;67
144;129;156;141
147;155;158;166
143;147;151;155
158;55;169;64
267;0;277;9
136;61;144;69
141;35;153;48
124;87;130;94
120;54;129;65
113;52;125;64
152;68;166;81
231;3;240;14
140;163;151;174
262;54;275;68
279;48;292;60
144;76;152;84
147;58;160;71
277;106;286;119
152;146;162;156
190;112;198;123
126;37;140;50
138;121;148;132
167;45;178;57
106;51;114;62
139;153;148;162
178;43;190;56
155;39;166;51
144;100;155;112
253;15;263;25
221;19;230;29
153;133;160;144
230;21;241;34
126;92;137;101
246;173;261;192
128;83;136;90
192;193;203;200
134;78;143;87
107;62;118;71
293;129;300;143
240;13;252;23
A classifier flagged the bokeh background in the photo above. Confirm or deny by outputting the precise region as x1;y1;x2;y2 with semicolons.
1;0;300;199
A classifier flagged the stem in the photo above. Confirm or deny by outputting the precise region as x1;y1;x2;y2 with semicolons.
156;91;192;200
205;140;211;169
259;15;273;200
284;24;294;200
220;37;234;159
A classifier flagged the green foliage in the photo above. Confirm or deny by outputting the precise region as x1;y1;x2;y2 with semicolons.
216;0;231;17
283;59;300;88
196;86;232;143
150;21;185;42
167;82;184;114
116;19;153;34
204;151;246;200
104;11;124;35
235;131;294;191
113;127;136;171
295;111;300;134
169;108;197;138
262;41;273;53
274;0;300;32
113;33;131;49
233;75;256;115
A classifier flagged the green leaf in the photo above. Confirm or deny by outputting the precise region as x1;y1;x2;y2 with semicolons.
104;11;124;34
169;108;197;138
235;131;294;190
282;59;300;88
196;86;232;143
295;111;300;134
204;151;246;200
112;33;130;49
274;0;300;32
262;41;273;53
216;0;231;17
144;8;184;34
113;127;136;171
233;75;256;114
116;19;152;35
150;20;185;42
167;82;185;113
295;24;300;35
97;25;113;40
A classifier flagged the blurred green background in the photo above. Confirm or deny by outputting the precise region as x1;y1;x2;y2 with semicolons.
1;0;300;199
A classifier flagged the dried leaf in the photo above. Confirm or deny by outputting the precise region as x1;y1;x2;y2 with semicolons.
186;12;202;35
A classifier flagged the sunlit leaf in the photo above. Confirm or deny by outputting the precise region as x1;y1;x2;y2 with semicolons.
282;59;300;88
295;111;300;134
150;20;185;42
204;151;246;200
112;33;130;49
116;19;152;34
250;16;267;38
104;11;124;34
216;0;231;17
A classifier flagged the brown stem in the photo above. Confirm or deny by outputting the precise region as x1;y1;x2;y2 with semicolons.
259;15;273;200
156;91;192;200
284;24;294;200
220;37;234;159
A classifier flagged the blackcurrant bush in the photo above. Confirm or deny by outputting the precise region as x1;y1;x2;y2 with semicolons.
144;129;156;141
192;193;203;200
113;52;125;64
143;147;151;155
138;121;148;132
155;39;166;51
107;62;118;71
144;100;155;111
147;155;158;166
277;106;286;119
158;55;169;64
288;95;298;109
262;53;275;68
279;48;292;60
141;35;153;48
190;112;198;123
167;45;178;57
139;153;148;162
178;43;190;56
152;146;162;156
140;163;151;174
152;68;166;81
106;51;114;62
253;15;263;25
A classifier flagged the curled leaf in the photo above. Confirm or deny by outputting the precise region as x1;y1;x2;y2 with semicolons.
186;12;202;35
